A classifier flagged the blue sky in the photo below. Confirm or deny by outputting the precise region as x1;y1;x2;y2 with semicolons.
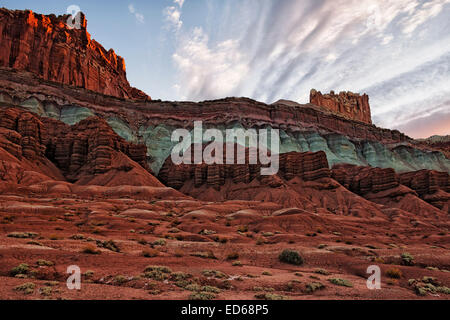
2;0;450;138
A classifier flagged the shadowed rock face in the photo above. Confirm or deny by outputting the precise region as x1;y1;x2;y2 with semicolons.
310;89;372;124
158;145;330;190
0;107;157;185
332;164;450;213
0;8;150;101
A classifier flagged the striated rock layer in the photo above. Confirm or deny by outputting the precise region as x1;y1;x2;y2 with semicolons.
158;146;331;190
332;164;450;213
0;107;161;186
310;89;372;124
0;8;150;101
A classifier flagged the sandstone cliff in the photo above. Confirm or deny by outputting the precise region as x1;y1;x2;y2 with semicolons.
0;8;150;101
310;89;372;124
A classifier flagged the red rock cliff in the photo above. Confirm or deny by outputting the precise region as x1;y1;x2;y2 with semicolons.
310;89;372;124
0;8;150;101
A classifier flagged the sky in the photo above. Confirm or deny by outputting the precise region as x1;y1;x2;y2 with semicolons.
2;0;450;138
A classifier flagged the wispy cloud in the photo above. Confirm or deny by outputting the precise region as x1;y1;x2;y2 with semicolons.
164;0;186;32
170;0;450;137
172;27;248;100
128;3;145;24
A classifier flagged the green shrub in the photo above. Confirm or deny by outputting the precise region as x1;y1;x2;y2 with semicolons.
36;259;54;267
189;292;216;300
314;269;330;275
306;282;325;293
152;239;166;246
329;278;353;287
14;282;35;294
10;263;29;276
401;252;414;266
279;249;304;266
144;265;172;274
254;293;288;300
202;270;228;279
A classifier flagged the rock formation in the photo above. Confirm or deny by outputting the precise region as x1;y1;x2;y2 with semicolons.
332;164;449;213
0;107;161;186
331;164;399;194
0;8;150;101
310;89;372;124
158;145;331;190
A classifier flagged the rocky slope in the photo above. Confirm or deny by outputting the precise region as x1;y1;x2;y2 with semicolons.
0;8;150;101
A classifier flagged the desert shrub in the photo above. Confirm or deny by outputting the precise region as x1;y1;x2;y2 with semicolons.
114;275;128;285
26;241;43;246
199;229;216;235
39;286;52;296
136;238;148;245
200;286;221;293
401;252;414;266
81;245;101;254
437;287;450;294
144;265;172;274
7;232;38;239
10;263;30;276
142;249;159;258
14;282;35;294
189;292;216;300
256;238;266;245
279;249;304;266
170;272;191;282
152;239;166;246
226;252;240;260
329;278;353;287
70;234;86;240
386;268;403;279
314;269;331;275
202;270;228;279
36;259;54;267
191;251;217;259
254;293;288;300
97;240;120;252
185;284;202;291
232;261;242;266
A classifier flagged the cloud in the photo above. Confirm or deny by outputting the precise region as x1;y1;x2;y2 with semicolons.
395;106;450;139
170;0;450;137
400;0;450;34
128;4;144;24
172;27;249;100
174;0;185;8
164;0;186;32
